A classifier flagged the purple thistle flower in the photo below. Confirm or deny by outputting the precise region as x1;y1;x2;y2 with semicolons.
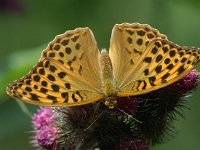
35;126;57;150
32;107;58;149
114;96;141;115
32;107;55;130
169;69;199;95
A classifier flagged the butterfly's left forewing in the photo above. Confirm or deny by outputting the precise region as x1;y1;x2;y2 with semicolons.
7;28;104;106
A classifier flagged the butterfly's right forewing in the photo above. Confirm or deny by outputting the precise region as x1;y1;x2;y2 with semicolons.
109;23;167;89
109;23;200;97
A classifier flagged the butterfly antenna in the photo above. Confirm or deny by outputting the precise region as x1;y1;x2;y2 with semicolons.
84;107;108;131
115;106;142;124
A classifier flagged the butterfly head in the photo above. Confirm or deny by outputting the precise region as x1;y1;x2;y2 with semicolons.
104;96;117;109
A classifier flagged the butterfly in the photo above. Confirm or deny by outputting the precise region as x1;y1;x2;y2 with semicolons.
7;23;200;109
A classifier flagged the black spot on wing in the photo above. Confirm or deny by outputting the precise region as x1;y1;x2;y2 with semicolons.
65;47;72;54
142;81;147;90
137;38;143;46
181;57;187;63
67;61;72;66
61;39;69;46
47;95;57;102
76;91;83;100
149;76;156;86
147;33;154;39
42;81;48;87
58;72;67;78
143;57;152;63
156;54;163;63
39;68;45;75
151;47;158;54
144;69;149;75
33;75;40;82
61;92;68;99
51;84;60;92
167;64;174;70
75;43;81;50
169;50;176;57
71;35;79;42
26;80;31;85
177;65;185;75
54;45;60;51
161;73;170;81
155;65;162;73
162;46;168;53
25;87;32;92
127;37;132;44
164;58;170;64
49;52;55;58
72;93;78;102
65;83;71;89
78;65;82;75
49;65;57;72
40;87;48;94
137;30;145;36
71;56;77;61
47;74;55;81
136;80;143;91
30;93;39;101
59;52;64;57
126;29;134;35
34;85;38;89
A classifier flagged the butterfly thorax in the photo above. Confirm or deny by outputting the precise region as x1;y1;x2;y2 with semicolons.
100;49;117;109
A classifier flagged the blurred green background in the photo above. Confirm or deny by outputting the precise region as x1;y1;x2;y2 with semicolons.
0;0;200;149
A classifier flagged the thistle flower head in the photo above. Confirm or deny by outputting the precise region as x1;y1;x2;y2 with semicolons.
170;69;199;95
32;107;55;130
115;96;141;115
35;126;57;150
32;107;57;149
31;70;199;149
128;69;200;144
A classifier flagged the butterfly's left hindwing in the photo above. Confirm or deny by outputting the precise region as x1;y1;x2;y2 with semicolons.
7;28;104;106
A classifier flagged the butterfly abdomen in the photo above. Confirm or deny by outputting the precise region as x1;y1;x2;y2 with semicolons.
100;49;116;97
